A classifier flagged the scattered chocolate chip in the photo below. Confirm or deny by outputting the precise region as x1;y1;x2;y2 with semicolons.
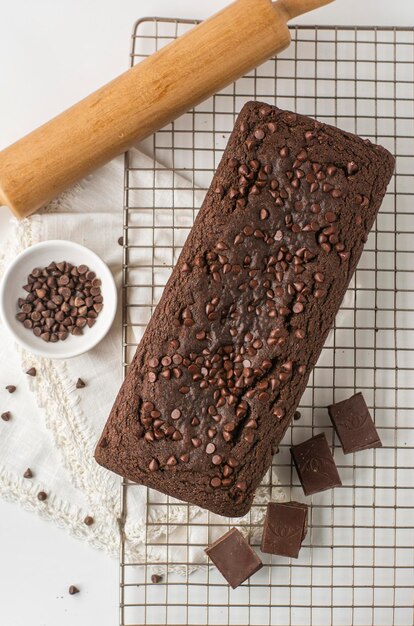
1;411;11;421
23;468;33;479
84;516;94;526
5;385;16;393
37;491;48;501
151;574;162;584
68;585;80;595
26;367;37;377
294;410;301;421
76;378;86;389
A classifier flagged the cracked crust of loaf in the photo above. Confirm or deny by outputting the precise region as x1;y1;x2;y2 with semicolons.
95;101;395;517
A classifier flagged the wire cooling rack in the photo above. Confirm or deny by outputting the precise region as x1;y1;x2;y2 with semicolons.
119;18;414;626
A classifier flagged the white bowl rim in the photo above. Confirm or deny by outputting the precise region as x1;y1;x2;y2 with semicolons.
0;239;118;359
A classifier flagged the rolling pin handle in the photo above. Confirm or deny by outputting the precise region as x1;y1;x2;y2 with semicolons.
273;0;335;21
0;0;334;219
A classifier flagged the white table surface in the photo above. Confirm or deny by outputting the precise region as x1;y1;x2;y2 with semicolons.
0;2;412;625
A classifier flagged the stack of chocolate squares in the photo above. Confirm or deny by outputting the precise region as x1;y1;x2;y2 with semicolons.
204;392;382;588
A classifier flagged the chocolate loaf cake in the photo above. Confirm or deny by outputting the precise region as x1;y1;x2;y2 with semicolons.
95;102;394;517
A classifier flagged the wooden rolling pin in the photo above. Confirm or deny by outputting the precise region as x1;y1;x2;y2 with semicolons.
0;0;334;219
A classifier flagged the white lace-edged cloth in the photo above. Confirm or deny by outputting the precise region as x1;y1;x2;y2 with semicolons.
0;150;288;566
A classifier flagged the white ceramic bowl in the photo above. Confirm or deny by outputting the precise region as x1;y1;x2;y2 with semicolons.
0;240;118;359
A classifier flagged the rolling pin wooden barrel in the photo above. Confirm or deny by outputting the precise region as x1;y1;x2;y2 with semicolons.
0;0;334;219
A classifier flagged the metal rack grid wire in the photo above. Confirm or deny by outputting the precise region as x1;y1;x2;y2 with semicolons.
120;18;414;626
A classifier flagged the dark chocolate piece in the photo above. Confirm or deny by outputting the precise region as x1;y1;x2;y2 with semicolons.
261;501;308;558
1;411;11;421
68;585;80;595
328;392;382;454
76;378;86;389
205;527;262;588
83;516;94;526
37;491;48;501
291;432;342;496
95;102;394;518
23;468;33;478
5;385;16;394
26;367;37;377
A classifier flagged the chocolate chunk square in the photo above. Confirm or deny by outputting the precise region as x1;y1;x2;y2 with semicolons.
205;527;262;588
291;432;342;496
328;392;382;454
261;501;308;558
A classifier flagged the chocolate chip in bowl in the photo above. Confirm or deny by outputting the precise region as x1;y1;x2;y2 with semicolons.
16;261;104;343
0;240;117;359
